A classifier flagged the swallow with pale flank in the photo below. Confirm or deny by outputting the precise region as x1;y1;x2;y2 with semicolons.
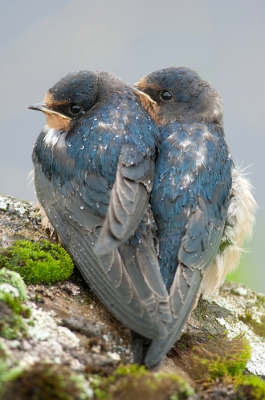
29;70;172;366
132;67;257;366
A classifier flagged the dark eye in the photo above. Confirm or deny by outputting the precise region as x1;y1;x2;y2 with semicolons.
70;104;82;114
160;91;173;101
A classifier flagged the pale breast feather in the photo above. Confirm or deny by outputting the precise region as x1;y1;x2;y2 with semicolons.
43;125;63;148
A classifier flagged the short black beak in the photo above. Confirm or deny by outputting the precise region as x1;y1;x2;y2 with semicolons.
28;102;49;112
28;102;72;121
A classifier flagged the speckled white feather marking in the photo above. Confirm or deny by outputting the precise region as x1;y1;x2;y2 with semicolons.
43;125;61;147
201;165;257;296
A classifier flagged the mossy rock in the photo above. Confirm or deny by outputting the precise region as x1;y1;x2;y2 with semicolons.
234;375;265;399
90;364;194;400
0;291;30;339
239;312;265;338
0;268;27;300
2;363;92;400
0;345;22;397
0;240;74;284
169;332;251;383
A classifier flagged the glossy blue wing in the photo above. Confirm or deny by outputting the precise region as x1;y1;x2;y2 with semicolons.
94;143;155;254
145;122;232;367
32;92;170;343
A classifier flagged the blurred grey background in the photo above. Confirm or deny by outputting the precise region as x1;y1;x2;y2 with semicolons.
1;0;264;292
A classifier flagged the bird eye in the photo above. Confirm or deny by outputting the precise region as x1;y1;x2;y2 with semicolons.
70;104;82;114
160;91;173;101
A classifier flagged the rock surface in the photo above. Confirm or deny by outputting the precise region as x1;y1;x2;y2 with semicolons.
0;194;264;399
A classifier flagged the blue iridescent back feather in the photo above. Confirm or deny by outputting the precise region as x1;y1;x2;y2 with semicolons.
34;89;159;219
151;121;233;290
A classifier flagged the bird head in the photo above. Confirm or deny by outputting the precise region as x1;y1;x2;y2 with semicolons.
29;70;99;130
133;67;223;127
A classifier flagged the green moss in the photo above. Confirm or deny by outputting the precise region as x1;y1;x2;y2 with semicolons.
0;270;31;339
239;312;265;338
0;240;74;284
0;342;7;359
0;291;30;339
0;359;22;397
256;293;265;304
2;363;92;400
0;291;28;315
234;375;265;399
169;333;251;383
90;364;194;400
0;268;27;300
230;288;243;296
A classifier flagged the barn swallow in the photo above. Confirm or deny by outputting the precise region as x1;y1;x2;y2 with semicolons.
134;67;257;366
29;70;172;367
